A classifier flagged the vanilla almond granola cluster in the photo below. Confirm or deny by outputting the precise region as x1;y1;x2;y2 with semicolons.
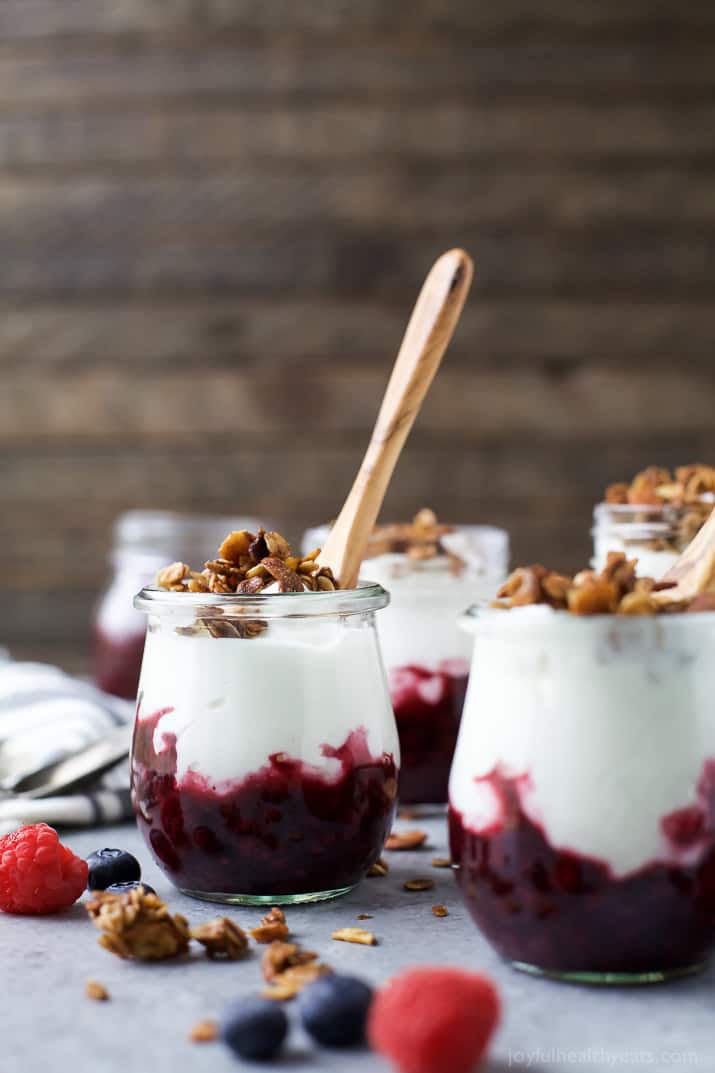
493;551;712;616
86;887;192;960
367;508;456;562
156;527;338;595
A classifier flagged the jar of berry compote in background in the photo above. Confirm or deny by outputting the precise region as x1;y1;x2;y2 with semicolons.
449;559;715;983
131;579;398;904
304;512;509;805
92;511;261;699
592;464;715;578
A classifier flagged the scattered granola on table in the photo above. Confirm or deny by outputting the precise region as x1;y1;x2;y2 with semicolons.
403;878;435;892
331;927;377;947
190;917;249;960
85;979;109;1001
86;887;190;961
492;552;711;616
189;1020;218;1043
366;858;389;877
261;940;330;1001
385;829;427;851
251;906;291;944
432;905;449;918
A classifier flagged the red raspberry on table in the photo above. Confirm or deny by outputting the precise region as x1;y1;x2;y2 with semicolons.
0;823;88;914
368;967;500;1073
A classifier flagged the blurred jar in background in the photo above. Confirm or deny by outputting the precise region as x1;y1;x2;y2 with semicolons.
592;465;715;578
304;512;509;805
93;511;262;700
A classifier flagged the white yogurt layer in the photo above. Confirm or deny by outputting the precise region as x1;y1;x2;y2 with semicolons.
449;606;715;875
364;555;499;668
137;617;399;786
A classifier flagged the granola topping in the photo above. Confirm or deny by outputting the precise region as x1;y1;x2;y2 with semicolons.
366;510;465;574
156;528;337;596
606;464;715;508
492;552;705;616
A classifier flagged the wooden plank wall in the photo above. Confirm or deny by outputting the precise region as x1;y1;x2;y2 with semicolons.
2;1;715;670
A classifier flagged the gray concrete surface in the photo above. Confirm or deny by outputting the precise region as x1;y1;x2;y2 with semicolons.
2;816;712;1073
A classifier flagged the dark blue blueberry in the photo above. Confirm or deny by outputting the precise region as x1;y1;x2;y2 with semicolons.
298;974;373;1048
86;848;141;891
220;998;288;1061
105;881;156;896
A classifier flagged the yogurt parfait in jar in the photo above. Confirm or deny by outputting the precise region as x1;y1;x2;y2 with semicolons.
449;552;715;982
305;511;508;805
131;527;398;905
593;464;715;577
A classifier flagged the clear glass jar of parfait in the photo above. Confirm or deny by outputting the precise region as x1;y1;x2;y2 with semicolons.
304;512;509;805
592;464;715;578
93;511;262;700
131;534;398;906
449;558;715;984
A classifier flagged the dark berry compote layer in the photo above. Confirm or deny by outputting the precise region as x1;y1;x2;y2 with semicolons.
389;659;469;804
131;709;397;896
449;765;715;975
92;625;145;700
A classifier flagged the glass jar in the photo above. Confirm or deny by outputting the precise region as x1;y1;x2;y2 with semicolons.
131;583;398;905
92;511;262;699
304;524;509;805
449;605;715;983
592;501;712;578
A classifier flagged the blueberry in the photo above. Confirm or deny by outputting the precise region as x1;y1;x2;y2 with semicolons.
105;881;156;896
299;974;373;1048
220;998;288;1061
86;848;141;891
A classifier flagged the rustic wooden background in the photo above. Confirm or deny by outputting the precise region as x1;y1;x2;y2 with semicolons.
3;1;715;671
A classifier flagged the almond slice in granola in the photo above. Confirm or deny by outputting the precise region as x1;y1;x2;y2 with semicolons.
85;979;109;1001
385;830;427;851
190;1020;218;1043
403;878;435;892
261;557;305;592
331;927;377;946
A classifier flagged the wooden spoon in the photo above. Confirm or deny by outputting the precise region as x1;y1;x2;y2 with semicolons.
317;248;473;589
653;506;715;605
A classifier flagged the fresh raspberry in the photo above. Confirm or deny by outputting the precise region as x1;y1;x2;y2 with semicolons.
368;967;499;1073
0;823;89;914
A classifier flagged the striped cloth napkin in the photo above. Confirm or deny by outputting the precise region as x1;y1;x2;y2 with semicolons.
0;654;134;836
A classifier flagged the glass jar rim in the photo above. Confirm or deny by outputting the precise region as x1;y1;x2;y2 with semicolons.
134;580;389;619
460;601;715;635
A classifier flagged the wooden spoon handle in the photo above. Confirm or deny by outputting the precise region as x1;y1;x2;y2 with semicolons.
654;505;715;603
318;248;474;589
